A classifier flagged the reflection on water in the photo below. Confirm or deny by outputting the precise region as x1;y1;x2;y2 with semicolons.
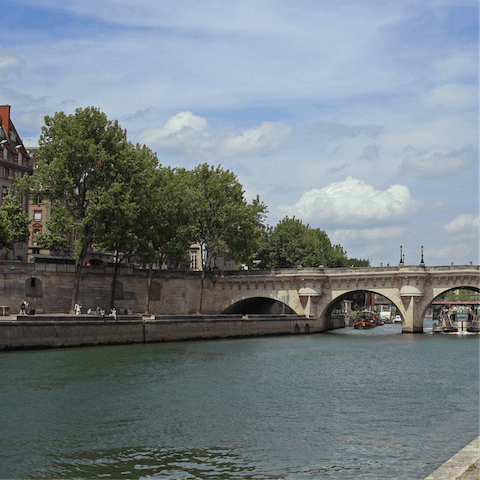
1;323;478;480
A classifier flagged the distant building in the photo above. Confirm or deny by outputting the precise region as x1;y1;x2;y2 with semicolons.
0;105;34;261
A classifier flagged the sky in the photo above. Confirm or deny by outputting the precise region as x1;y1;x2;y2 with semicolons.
0;0;478;267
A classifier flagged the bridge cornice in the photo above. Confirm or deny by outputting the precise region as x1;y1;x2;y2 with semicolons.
212;265;479;281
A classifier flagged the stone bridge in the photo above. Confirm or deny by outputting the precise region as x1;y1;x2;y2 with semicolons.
203;264;480;333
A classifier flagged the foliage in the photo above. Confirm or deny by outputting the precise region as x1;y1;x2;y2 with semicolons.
89;143;158;262
191;163;267;269
17;106;148;310
442;289;479;302
256;216;348;268
348;257;371;267
145;167;199;266
19;106;130;261
0;194;31;255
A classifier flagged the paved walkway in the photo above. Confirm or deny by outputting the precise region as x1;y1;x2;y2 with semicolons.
426;438;479;480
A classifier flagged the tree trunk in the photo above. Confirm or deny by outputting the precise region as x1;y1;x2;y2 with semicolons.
198;270;204;314
109;252;121;311
146;266;152;314
70;235;89;314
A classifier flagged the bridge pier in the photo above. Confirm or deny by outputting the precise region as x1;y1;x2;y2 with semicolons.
401;295;424;333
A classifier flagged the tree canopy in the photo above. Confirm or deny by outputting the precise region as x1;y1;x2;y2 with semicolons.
256;216;349;269
19;106;158;311
0;194;31;256
190;163;267;270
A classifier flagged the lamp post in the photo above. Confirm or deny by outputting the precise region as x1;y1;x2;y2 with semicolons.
399;246;404;265
420;245;424;265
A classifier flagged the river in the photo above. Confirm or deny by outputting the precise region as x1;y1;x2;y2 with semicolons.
0;320;478;479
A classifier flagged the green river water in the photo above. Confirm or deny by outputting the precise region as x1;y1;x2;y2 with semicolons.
0;321;478;479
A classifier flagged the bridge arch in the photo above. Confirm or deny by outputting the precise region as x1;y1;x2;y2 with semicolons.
222;296;298;315
320;289;403;326
418;285;480;322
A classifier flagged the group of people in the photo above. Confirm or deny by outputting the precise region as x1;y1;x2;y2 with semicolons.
18;300;125;317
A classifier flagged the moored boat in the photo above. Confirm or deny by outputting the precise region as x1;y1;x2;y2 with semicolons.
354;310;376;329
432;307;479;333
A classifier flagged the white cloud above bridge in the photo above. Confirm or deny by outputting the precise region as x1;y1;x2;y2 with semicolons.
275;177;413;224
444;214;479;233
138;111;293;159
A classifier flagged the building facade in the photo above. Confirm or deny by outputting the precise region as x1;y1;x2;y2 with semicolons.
0;105;34;260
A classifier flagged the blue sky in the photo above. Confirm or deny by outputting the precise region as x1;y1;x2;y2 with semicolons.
1;0;478;266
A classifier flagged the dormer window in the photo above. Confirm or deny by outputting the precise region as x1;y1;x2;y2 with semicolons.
9;131;15;142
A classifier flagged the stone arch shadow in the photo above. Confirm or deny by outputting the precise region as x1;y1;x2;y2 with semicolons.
222;296;299;315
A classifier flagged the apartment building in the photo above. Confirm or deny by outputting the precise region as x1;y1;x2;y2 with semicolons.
0;105;34;260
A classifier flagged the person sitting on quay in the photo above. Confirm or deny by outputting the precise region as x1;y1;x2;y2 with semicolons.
110;308;117;319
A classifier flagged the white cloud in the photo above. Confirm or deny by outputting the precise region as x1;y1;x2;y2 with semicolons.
399;145;475;178
0;48;26;81
331;226;407;243
138;111;293;159
421;84;477;109
276;177;412;224
425;243;472;260
444;214;479;233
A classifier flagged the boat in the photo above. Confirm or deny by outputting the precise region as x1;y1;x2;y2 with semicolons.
392;315;402;323
354;310;376;329
432;307;479;333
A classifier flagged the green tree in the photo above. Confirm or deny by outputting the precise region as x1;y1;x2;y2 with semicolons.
146;166;199;267
19;106;136;313
191;163;267;311
257;216;348;268
89;144;158;310
0;194;31;256
346;257;370;267
192;164;267;269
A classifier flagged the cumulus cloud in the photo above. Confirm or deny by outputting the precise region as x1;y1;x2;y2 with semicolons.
444;214;479;233
275;177;412;224
425;243;472;260
399;145;476;178
0;48;26;81
330;226;407;243
137;111;292;159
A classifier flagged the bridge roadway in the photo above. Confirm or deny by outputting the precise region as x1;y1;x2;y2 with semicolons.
204;264;480;333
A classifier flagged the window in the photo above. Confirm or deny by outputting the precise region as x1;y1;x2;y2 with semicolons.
18;152;22;164
4;168;10;179
2;148;7;160
34;211;42;221
2;187;7;198
191;250;198;270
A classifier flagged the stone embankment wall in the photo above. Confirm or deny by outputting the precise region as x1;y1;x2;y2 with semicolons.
0;314;314;351
0;263;203;315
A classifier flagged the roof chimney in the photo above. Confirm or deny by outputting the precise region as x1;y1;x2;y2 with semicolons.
0;105;11;135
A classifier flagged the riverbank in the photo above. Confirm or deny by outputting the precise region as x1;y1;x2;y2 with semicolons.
0;313;324;350
425;437;479;480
